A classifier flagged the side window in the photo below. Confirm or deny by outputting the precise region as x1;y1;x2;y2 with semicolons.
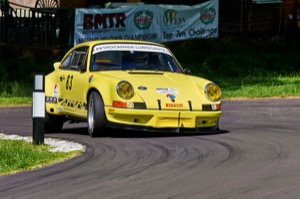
70;47;89;71
60;47;89;70
60;52;72;69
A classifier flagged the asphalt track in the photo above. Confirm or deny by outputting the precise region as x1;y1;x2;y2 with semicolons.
0;98;300;199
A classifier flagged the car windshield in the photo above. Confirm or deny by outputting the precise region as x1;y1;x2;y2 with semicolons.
90;50;183;73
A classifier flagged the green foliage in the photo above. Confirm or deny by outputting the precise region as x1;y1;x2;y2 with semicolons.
0;47;64;97
0;55;55;84
170;37;300;79
168;37;300;98
0;82;31;97
0;38;300;99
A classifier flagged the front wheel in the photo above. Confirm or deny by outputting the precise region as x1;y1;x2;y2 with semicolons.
87;91;107;137
208;119;220;132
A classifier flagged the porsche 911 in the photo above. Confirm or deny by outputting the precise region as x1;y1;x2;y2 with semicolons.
45;40;222;136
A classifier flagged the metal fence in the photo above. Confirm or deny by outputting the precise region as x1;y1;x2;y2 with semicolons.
0;1;73;49
1;1;300;49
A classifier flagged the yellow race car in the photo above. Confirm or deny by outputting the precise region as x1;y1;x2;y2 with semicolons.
45;40;222;136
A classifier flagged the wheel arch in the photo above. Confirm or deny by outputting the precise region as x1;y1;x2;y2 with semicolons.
87;82;115;106
87;88;101;103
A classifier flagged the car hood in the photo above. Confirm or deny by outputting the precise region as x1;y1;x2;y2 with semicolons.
98;70;216;110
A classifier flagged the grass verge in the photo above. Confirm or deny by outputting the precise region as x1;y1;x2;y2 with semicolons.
0;139;83;176
0;97;32;106
217;75;300;99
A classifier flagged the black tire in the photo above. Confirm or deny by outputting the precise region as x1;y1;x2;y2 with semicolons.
87;91;107;137
44;111;64;133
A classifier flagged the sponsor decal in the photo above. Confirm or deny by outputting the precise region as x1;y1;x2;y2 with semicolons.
200;8;216;24
93;44;171;55
134;10;153;30
165;103;183;108
163;9;186;27
58;98;87;110
83;13;126;30
189;27;218;36
166;94;176;102
53;84;59;97
45;96;57;104
66;75;73;90
156;88;179;94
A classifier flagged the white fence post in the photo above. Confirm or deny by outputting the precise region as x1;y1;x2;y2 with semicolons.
32;73;45;145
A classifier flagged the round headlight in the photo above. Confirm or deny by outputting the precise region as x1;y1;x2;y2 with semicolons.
204;83;221;102
116;81;134;99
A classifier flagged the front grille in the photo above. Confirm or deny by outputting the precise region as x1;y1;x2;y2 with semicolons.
202;104;212;111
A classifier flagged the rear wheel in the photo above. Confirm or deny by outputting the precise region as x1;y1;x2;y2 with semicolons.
88;91;107;137
44;111;64;133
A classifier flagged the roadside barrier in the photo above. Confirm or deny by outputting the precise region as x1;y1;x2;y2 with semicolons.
32;73;45;145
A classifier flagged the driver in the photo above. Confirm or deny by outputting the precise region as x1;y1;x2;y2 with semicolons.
132;52;148;68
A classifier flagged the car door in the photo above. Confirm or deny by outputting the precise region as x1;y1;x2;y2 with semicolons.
58;46;89;119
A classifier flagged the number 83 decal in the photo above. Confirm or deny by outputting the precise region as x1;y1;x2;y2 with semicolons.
66;75;73;90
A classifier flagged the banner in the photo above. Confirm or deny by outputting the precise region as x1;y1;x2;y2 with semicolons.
74;0;218;46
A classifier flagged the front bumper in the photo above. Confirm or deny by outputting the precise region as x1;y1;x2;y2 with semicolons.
105;107;222;130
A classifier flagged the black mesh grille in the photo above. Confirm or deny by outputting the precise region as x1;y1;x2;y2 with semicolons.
134;102;147;109
202;104;212;111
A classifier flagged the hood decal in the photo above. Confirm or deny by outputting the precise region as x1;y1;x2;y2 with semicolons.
156;88;179;94
167;94;176;102
165;103;183;108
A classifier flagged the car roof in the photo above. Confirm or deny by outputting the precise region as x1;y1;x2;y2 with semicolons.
76;40;166;48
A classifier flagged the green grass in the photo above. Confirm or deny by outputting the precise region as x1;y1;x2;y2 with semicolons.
0;82;32;105
0;139;83;175
0;97;32;106
0;82;32;97
217;75;300;99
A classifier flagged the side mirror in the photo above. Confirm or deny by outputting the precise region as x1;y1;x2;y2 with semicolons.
53;62;61;70
184;68;191;74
